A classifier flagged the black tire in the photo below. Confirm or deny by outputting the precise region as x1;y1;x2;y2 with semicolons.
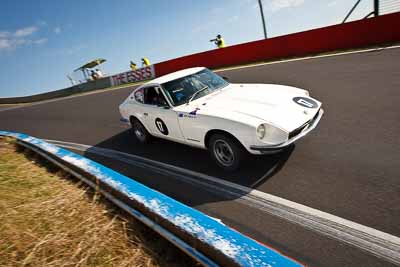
208;133;245;171
131;118;151;144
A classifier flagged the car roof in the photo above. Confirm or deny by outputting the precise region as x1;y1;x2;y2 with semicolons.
149;67;205;85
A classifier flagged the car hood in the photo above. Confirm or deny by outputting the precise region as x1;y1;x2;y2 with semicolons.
177;83;322;132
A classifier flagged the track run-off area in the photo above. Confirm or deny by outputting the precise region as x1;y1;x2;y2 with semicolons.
1;47;399;266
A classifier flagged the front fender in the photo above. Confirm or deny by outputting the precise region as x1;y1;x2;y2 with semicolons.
179;113;259;152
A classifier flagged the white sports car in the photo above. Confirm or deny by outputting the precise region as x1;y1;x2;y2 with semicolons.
119;67;323;171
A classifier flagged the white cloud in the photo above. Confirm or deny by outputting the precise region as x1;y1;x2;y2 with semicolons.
14;26;38;37
0;31;10;38
0;25;47;51
33;38;47;45
38;20;47;26
0;39;11;49
210;7;223;15
228;15;239;23
0;37;47;51
66;44;87;55
54;27;61;34
269;0;305;12
328;1;337;7
14;39;28;46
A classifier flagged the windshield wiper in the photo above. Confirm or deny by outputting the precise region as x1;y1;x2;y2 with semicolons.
187;86;209;104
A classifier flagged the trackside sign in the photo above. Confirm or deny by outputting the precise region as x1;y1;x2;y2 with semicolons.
110;65;155;86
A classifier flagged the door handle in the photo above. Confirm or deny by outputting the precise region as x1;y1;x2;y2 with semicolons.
144;113;148;116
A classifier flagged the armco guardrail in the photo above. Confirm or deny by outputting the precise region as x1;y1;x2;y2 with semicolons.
0;77;112;104
154;12;400;76
0;66;154;105
0;130;303;267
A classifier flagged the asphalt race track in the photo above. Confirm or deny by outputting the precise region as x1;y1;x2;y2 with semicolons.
1;48;399;266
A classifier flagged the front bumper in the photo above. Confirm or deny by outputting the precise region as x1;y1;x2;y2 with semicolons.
250;108;324;152
120;117;130;124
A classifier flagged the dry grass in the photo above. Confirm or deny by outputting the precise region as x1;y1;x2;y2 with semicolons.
0;137;195;267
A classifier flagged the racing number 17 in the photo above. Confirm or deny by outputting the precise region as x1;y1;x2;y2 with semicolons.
156;121;164;132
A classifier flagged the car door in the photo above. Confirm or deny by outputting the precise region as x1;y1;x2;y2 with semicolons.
141;86;185;142
125;87;147;124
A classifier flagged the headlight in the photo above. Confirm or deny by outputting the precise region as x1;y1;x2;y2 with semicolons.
257;124;266;139
256;124;288;144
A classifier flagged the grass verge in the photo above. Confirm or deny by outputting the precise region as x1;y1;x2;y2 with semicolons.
0;137;196;267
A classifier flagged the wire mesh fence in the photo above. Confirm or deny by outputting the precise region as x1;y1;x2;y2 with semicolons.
380;0;400;14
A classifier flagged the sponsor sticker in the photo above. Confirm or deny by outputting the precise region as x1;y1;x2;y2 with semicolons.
293;97;318;109
189;108;200;115
178;113;196;119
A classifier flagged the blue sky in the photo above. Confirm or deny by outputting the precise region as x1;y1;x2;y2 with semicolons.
0;0;375;97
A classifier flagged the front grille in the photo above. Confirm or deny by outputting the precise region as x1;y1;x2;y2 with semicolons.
289;123;308;139
288;109;320;139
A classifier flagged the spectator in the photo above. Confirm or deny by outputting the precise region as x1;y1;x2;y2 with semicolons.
130;61;137;71
142;57;150;67
210;34;225;48
95;68;103;78
90;70;97;80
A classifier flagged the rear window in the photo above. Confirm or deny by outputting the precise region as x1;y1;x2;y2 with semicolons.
134;88;144;103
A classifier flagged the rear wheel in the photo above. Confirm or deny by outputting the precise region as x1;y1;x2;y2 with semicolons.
208;134;245;171
131;118;151;143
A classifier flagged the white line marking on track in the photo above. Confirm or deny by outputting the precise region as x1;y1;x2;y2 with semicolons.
45;139;400;265
0;83;144;112
250;160;283;188
0;105;28;112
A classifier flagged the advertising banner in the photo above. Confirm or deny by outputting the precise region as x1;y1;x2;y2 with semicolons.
110;65;155;86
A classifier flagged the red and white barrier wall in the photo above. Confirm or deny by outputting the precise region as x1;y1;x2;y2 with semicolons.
154;12;400;77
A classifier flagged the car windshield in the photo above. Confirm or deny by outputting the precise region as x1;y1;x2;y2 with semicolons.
161;69;228;106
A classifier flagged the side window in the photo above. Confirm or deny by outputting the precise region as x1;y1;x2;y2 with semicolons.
144;87;168;107
143;87;157;105
134;88;144;103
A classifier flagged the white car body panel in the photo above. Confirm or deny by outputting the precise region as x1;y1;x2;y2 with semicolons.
119;67;323;155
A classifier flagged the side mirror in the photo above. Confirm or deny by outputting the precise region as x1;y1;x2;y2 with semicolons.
157;103;170;109
222;76;229;81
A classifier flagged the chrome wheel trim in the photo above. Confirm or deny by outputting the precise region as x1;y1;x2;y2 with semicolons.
213;139;235;167
134;123;146;142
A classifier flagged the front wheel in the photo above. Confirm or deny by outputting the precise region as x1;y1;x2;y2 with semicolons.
208;134;245;171
131;118;151;143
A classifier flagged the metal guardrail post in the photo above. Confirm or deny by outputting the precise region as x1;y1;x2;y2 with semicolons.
258;0;268;39
342;0;362;23
374;0;380;16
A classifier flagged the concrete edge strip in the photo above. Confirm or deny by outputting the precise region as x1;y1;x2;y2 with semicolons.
0;131;302;267
46;139;400;265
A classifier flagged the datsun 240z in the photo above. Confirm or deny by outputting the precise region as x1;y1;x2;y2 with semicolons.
119;67;323;171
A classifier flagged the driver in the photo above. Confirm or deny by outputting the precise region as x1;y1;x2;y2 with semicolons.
152;88;167;106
